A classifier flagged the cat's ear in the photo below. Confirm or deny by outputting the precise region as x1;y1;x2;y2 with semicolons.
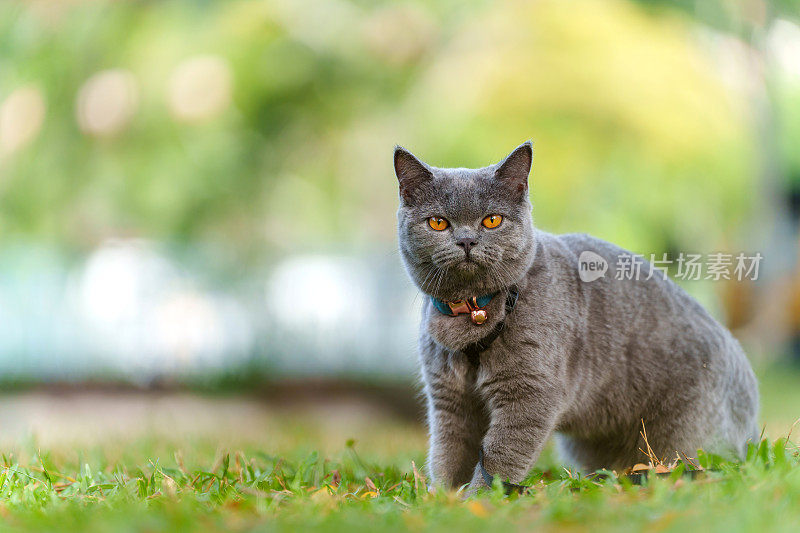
394;146;433;202
495;141;532;198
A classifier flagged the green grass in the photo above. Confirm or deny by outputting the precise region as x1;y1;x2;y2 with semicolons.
0;364;797;532
0;437;798;532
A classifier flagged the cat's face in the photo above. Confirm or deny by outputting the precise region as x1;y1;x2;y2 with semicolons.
395;143;536;300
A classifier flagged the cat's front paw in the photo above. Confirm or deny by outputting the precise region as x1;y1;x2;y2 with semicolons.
463;467;491;497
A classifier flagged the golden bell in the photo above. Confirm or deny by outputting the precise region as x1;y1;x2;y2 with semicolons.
471;309;488;325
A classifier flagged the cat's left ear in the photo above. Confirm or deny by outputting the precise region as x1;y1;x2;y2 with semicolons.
495;141;532;198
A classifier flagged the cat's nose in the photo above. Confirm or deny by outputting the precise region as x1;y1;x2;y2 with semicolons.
455;237;478;253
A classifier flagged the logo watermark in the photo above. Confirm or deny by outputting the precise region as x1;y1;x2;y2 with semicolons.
578;252;763;283
578;251;608;282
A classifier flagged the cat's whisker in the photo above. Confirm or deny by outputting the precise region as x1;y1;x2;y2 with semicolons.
434;265;449;298
433;267;445;297
419;265;438;293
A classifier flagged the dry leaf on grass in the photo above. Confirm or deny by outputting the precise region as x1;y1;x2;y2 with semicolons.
467;501;489;517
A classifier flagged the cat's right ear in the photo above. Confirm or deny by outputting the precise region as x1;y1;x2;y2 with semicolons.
394;146;432;202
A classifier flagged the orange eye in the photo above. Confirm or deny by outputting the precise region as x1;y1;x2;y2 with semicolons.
482;214;503;229
428;217;449;231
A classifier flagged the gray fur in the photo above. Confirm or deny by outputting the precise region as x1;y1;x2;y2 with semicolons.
394;142;759;491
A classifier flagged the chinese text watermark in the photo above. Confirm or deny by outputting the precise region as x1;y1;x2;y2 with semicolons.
578;252;762;283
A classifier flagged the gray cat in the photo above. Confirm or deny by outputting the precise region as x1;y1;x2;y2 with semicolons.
394;141;759;492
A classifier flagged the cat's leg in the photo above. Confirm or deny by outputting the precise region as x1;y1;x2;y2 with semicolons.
425;382;487;488
422;353;488;489
468;370;560;490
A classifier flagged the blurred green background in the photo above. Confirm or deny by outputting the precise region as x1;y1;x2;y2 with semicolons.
1;0;800;433
3;0;791;251
4;0;799;251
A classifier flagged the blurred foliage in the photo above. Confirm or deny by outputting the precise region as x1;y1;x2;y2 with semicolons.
639;0;800;34
0;0;797;256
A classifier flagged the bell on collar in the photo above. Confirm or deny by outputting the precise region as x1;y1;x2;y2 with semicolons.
468;296;488;325
471;309;488;325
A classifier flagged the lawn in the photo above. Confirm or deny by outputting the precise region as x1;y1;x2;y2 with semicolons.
0;365;797;532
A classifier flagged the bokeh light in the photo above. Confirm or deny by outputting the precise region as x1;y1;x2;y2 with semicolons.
76;69;138;137
167;55;232;122
0;85;46;154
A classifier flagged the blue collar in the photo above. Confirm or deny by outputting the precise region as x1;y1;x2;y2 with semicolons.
430;292;497;316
